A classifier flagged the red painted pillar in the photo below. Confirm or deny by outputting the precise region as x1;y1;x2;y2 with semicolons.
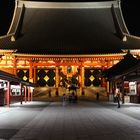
29;61;33;83
28;87;30;102
13;56;17;75
34;66;37;84
20;83;23;104
24;86;27;103
31;88;33;102
7;81;10;107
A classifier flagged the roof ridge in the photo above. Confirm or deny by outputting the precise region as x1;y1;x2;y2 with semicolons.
124;33;140;40
17;0;119;9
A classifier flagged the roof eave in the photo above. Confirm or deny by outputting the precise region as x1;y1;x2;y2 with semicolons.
17;0;119;9
13;52;125;57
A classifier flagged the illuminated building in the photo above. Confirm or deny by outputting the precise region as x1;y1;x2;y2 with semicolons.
103;52;140;103
0;0;140;97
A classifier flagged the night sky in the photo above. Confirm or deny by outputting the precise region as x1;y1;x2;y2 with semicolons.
0;0;140;36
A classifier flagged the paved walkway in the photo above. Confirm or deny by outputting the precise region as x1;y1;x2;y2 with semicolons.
0;101;140;140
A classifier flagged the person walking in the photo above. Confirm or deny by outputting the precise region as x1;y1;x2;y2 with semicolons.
62;93;67;106
115;90;121;108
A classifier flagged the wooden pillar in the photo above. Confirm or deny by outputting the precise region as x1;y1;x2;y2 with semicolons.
13;56;17;75
33;66;37;84
101;77;105;87
6;81;10;107
31;92;33;102
29;61;33;83
111;80;116;102
121;77;125;104
79;66;82;94
109;81;113;94
81;67;85;88
31;87;33;101
80;66;84;95
113;80;116;95
108;80;113;101
24;86;27;103
55;66;59;88
107;81;109;93
28;87;30;102
101;66;106;87
20;83;23;104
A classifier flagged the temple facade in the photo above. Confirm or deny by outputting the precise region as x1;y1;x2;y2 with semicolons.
1;0;140;98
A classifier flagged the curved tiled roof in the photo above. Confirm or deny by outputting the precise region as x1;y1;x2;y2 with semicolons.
0;0;138;55
103;52;140;79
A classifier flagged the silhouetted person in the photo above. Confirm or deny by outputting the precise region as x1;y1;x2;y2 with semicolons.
69;94;72;103
62;94;67;106
116;91;121;108
96;92;99;101
55;89;59;96
48;88;51;97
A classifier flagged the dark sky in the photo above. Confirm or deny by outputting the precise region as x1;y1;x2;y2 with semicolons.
0;0;140;36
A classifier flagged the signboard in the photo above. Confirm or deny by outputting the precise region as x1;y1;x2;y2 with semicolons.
11;85;21;96
129;82;137;95
0;80;6;90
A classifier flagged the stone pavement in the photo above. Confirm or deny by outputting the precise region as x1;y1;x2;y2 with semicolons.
0;101;140;140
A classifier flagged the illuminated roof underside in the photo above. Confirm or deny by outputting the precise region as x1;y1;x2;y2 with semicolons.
0;0;140;55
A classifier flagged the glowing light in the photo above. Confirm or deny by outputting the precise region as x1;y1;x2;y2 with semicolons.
89;75;95;81
123;36;127;42
47;61;55;63
44;75;49;81
23;76;28;81
11;36;15;42
84;61;91;63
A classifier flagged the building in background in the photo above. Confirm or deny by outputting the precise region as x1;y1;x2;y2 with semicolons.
0;0;140;98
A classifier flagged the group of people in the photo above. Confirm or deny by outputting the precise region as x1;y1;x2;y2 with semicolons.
62;92;78;106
